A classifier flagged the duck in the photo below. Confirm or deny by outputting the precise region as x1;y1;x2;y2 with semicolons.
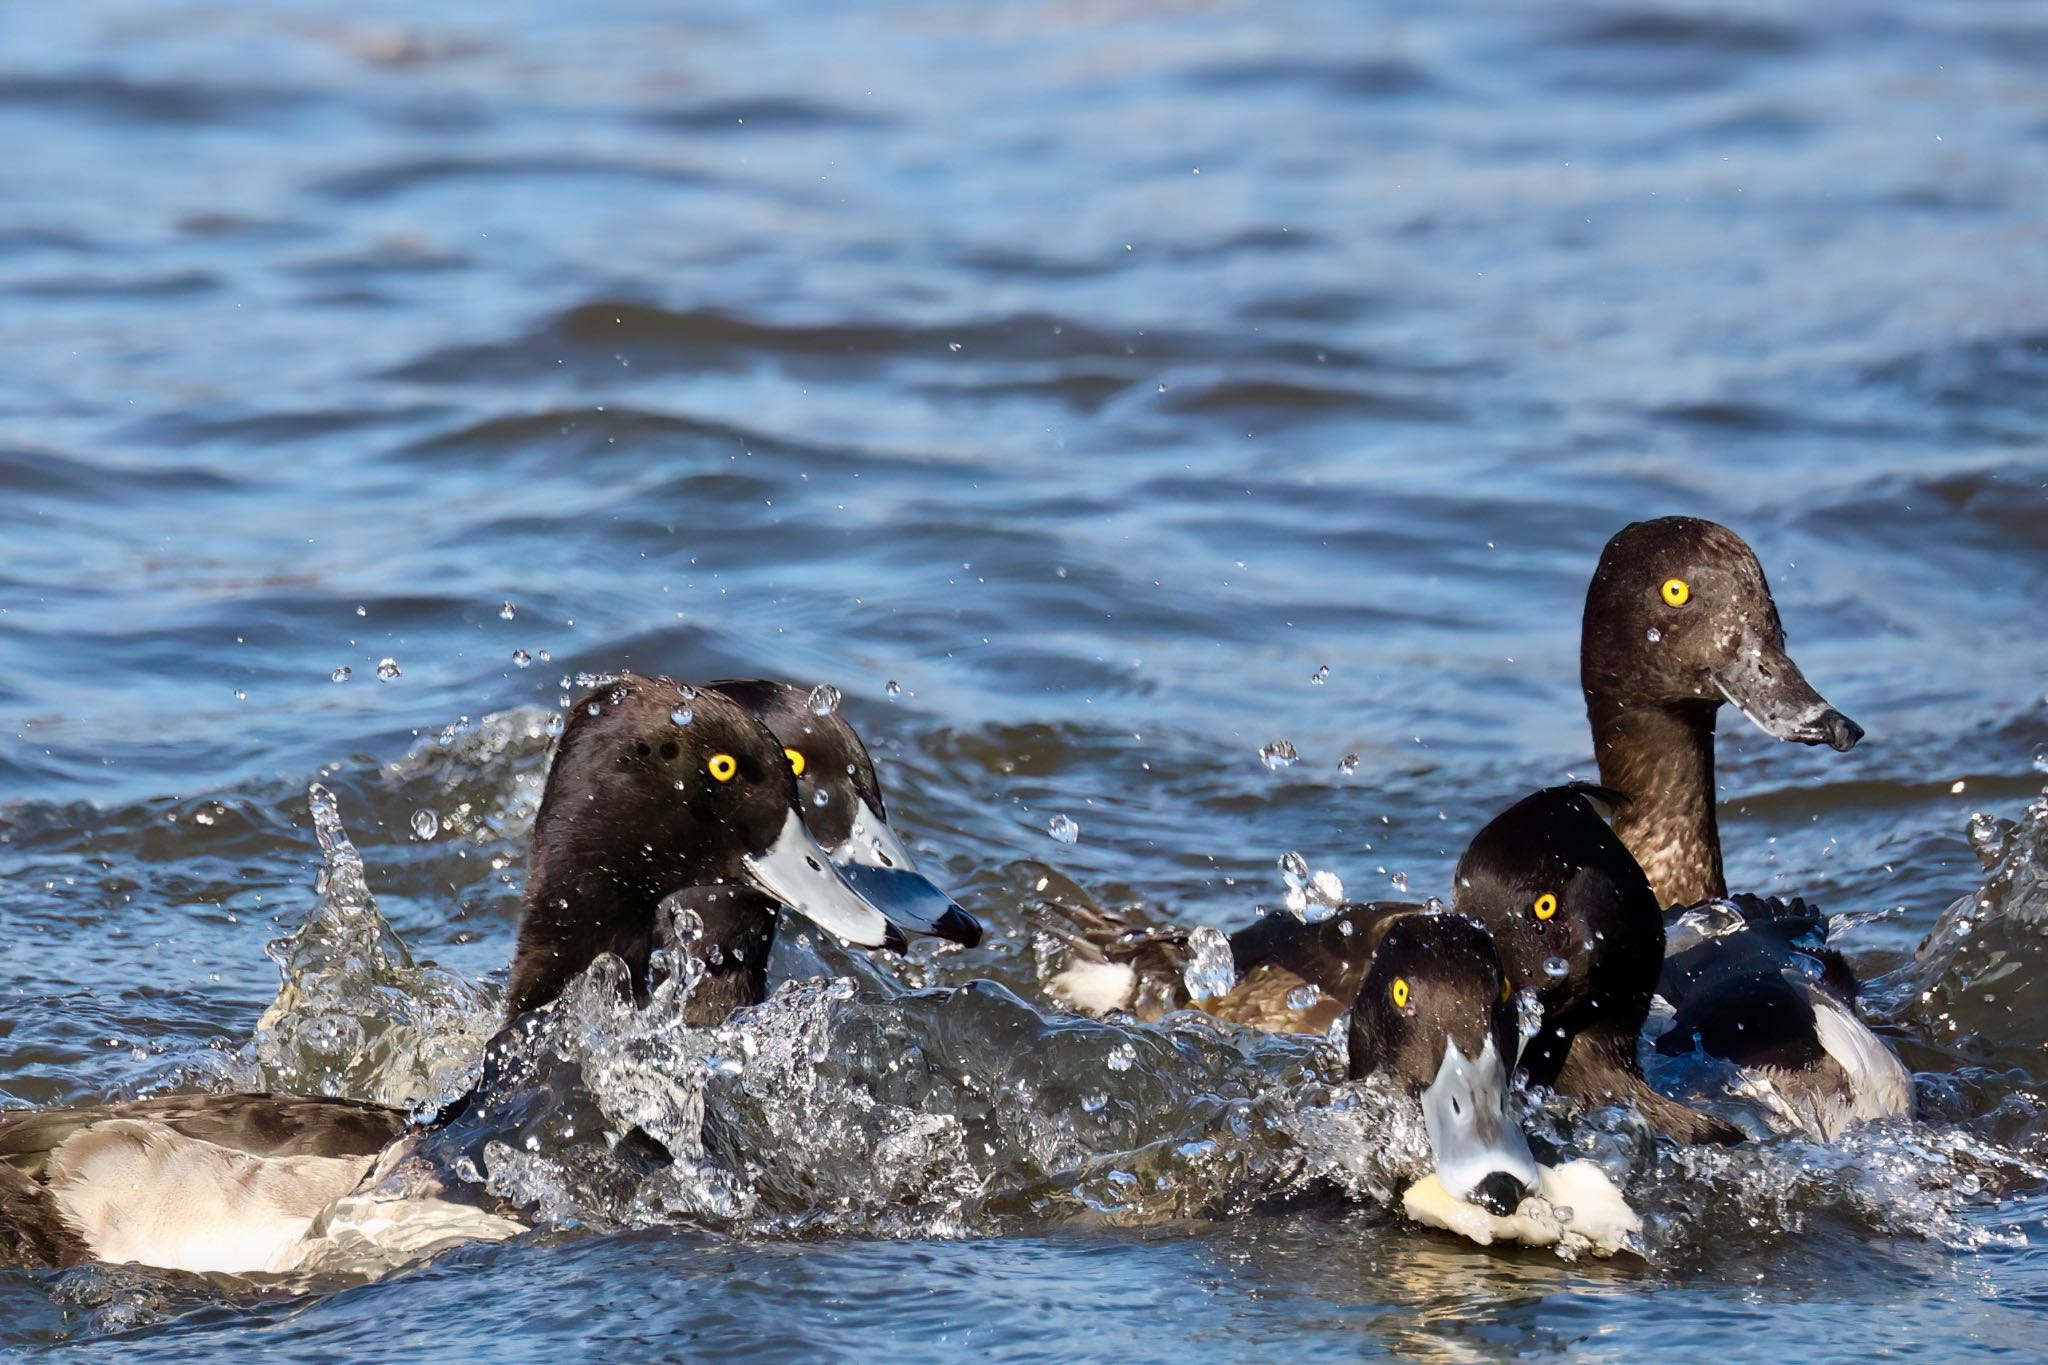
1041;810;1644;1250
0;674;978;1275
1579;517;1911;1133
1043;785;1733;1142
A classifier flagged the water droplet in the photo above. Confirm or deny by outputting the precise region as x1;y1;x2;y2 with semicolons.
1081;1091;1107;1113
377;657;401;681
812;789;830;808
512;649;532;668
545;714;565;737
1259;739;1298;771
1390;871;1408;893
330;666;352;683
1182;925;1236;1001
1279;850;1310;882
1338;753;1360;775
1311;664;1330;685
1515;988;1544;1039
411;809;439;840
885;679;902;697
1106;1043;1136;1072
537;649;552;663
1542;955;1570;979
500;602;517;620
354;605;367;618
2034;746;2048;775
1286;983;1321;1011
1337;919;1355;936
1646;627;1663;644
1047;813;1080;844
670;706;694;726
1967;811;2001;858
232;689;247;701
808;684;842;716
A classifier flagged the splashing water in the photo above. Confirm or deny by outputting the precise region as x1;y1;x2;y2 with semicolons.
1047;813;1081;844
808;684;842;716
1182;925;1236;1002
244;785;496;1111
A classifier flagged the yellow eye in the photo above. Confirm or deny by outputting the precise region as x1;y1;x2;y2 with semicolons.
784;747;806;776
1661;577;1691;607
1391;977;1411;1010
1533;892;1558;921
708;753;737;782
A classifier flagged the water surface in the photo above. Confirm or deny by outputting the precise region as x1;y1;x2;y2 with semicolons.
4;0;2048;1357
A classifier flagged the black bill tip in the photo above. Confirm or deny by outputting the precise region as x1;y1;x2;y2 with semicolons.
1472;1171;1531;1217
1818;709;1864;752
883;922;909;954
932;902;984;949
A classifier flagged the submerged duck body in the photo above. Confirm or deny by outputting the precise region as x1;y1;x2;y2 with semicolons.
1580;517;1908;1131
1044;834;1642;1250
1;676;975;1275
1044;785;1735;1143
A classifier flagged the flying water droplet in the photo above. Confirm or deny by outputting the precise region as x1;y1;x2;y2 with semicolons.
1047;813;1080;844
1966;811;2001;859
1515;988;1544;1039
330;666;352;683
1183;925;1236;1001
500;602;517;620
812;790;830;808
377;657;402;681
1338;753;1360;775
1259;739;1298;771
1287;983;1321;1011
512;649;532;668
1081;1091;1107;1114
1389;871;1409;893
411;809;439;840
670;706;694;726
545;714;565;737
1279;850;1310;882
233;689;247;701
808;684;842;716
1542;955;1570;979
885;679;902;697
1106;1043;1136;1072
1311;665;1330;685
1646;627;1663;644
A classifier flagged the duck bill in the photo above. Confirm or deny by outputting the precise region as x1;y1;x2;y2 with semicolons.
832;799;983;948
1420;1035;1541;1216
1712;632;1863;752
743;808;906;952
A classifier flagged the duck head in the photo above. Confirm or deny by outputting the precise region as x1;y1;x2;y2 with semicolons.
1452;785;1663;1087
504;674;908;1018
1349;913;1538;1216
1583;516;1862;751
707;679;982;949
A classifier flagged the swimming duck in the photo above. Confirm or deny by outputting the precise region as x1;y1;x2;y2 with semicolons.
1043;785;1735;1143
0;675;972;1274
1044;859;1640;1249
1579;517;1909;1131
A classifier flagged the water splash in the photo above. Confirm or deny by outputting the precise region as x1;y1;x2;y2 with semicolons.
247;784;496;1112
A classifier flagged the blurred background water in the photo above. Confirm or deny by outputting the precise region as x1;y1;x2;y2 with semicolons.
3;0;2047;1357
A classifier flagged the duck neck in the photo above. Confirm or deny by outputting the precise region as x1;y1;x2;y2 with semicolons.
506;861;777;1023
1587;697;1726;908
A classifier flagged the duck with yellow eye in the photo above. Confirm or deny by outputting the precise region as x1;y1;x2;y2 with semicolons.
706;679;982;951
0;674;939;1277
1354;914;1641;1255
1579;518;1905;1138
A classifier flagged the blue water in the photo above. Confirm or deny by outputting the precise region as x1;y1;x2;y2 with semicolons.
4;0;2048;1357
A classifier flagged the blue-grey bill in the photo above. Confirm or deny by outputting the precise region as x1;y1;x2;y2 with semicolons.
833;799;983;947
743;807;904;951
1421;1034;1541;1215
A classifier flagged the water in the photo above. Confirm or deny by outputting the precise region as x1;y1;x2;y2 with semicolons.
3;0;2048;1355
